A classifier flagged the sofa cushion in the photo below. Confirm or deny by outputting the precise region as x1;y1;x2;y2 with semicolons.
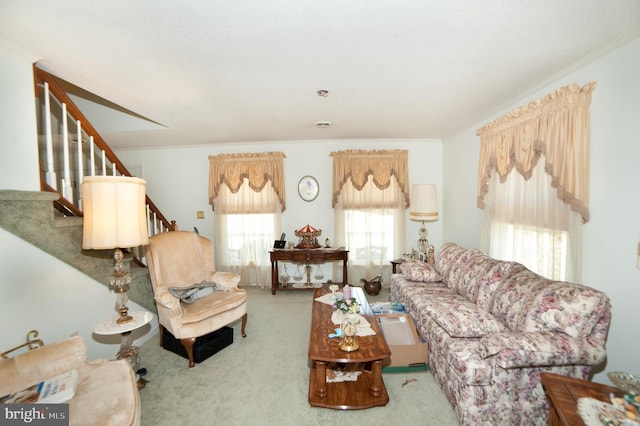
457;256;526;309
400;261;442;282
181;290;247;324
522;282;610;339
490;270;547;332
434;243;484;292
478;331;607;368
425;297;508;338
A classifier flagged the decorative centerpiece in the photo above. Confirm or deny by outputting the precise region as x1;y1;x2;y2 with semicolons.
295;224;322;249
334;292;361;352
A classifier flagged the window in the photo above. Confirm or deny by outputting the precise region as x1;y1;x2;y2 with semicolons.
213;179;281;287
477;83;594;282
330;149;409;282
488;222;568;281
481;161;581;281
208;152;286;288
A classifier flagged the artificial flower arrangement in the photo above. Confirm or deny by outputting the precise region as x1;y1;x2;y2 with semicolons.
334;294;361;315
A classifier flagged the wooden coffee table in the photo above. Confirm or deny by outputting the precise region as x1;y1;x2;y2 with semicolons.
308;285;391;409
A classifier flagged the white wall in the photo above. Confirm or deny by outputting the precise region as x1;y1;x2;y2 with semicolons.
0;45;156;360
0;228;156;360
117;138;443;278
0;43;40;191
443;36;640;382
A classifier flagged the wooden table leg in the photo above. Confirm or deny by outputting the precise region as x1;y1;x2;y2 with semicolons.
343;257;348;284
315;361;328;398
370;360;383;397
271;259;277;295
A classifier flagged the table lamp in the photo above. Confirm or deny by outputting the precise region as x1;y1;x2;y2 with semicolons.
409;184;439;255
82;176;149;324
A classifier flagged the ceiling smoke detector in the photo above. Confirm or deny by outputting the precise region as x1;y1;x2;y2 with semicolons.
315;121;332;128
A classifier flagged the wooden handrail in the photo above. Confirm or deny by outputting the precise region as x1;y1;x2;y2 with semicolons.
33;66;176;234
34;67;132;178
42;182;83;217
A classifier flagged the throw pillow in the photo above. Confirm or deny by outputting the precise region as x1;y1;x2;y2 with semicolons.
401;262;442;283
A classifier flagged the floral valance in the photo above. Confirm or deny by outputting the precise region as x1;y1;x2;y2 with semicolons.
208;152;286;212
476;82;595;223
330;149;409;208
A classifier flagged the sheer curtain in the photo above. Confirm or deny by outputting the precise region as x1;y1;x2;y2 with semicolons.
480;161;582;281
331;149;409;284
476;83;595;282
209;152;285;288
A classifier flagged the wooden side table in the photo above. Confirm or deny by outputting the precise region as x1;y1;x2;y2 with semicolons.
390;259;405;273
541;372;624;426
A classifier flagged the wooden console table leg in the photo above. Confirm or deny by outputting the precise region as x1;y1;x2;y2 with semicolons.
271;259;277;295
370;360;383;397
343;257;348;284
315;361;328;398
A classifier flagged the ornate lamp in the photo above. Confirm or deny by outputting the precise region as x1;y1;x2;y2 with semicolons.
82;176;149;324
409;184;439;259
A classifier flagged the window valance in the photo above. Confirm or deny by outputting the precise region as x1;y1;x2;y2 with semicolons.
208;152;287;212
476;82;595;223
330;149;409;208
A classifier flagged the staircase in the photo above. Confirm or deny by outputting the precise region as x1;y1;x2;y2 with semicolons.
0;67;177;313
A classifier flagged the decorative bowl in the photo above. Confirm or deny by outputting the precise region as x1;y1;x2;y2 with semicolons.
608;371;640;394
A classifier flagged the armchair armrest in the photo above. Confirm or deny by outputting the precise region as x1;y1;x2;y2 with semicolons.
479;331;606;369
0;336;86;398
211;271;241;290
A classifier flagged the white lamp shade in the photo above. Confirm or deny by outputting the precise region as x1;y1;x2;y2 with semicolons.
82;176;150;249
410;184;438;222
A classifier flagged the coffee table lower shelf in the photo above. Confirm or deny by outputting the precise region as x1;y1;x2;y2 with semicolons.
308;364;389;410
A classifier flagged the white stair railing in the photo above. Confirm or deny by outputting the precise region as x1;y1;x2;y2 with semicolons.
35;67;177;241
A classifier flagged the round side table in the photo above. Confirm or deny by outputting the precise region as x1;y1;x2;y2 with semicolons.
94;311;152;387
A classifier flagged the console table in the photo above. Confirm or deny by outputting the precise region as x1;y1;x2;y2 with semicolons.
269;248;349;295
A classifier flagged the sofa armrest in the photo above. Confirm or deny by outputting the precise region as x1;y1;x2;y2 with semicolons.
479;331;607;368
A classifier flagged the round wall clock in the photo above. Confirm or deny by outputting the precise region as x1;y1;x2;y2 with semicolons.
298;175;319;201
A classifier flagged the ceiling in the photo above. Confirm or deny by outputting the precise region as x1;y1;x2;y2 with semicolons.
1;1;640;150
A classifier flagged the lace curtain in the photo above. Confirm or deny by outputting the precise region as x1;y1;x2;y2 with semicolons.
331;149;408;283
480;161;583;281
476;83;595;281
208;152;285;288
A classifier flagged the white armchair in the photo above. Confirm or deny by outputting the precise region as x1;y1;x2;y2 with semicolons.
146;231;248;367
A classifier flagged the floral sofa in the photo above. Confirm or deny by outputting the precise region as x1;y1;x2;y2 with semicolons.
390;242;611;425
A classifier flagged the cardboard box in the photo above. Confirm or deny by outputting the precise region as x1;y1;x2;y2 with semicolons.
376;313;428;373
162;326;233;363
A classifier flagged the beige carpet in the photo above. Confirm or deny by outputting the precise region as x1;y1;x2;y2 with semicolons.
139;286;459;425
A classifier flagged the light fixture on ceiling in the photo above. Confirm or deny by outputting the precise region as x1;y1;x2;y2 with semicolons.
315;121;332;128
317;89;329;97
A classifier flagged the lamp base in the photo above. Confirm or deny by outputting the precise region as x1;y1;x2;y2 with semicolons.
417;221;429;253
111;248;133;324
116;306;133;324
